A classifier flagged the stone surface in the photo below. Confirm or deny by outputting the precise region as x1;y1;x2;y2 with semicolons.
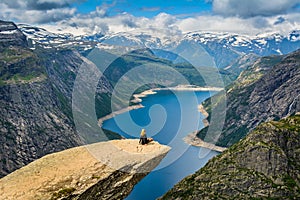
0;20;27;47
0;139;170;200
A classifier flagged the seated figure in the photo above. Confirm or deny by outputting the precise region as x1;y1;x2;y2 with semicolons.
139;129;153;145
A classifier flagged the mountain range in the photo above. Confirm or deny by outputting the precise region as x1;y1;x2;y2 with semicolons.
19;24;300;69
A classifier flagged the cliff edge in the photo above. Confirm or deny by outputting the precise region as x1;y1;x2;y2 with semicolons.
0;139;170;200
197;49;300;147
161;115;300;199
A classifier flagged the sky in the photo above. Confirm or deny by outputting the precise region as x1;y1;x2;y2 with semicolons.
0;0;300;36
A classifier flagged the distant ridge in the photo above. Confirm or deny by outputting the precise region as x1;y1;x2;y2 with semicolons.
19;23;300;68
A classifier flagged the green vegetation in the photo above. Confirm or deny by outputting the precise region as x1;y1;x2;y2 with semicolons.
53;86;73;121
0;47;32;63
283;175;298;190
101;49;233;89
95;92;112;118
51;187;76;199
0;46;46;85
270;115;300;132
195;51;297;147
162;115;300;199
102;128;123;140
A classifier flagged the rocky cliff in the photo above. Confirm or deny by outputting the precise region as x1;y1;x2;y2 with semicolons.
0;21;119;178
0;20;27;48
0;139;170;200
161;115;300;199
197;49;300;147
0;20;211;178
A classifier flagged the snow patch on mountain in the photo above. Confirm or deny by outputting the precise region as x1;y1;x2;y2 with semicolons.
17;23;300;68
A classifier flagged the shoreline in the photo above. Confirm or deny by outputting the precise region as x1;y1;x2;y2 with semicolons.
98;104;144;127
99;85;223;125
183;131;227;152
158;85;223;92
98;85;227;153
131;85;223;104
198;104;210;127
131;89;157;103
183;103;227;152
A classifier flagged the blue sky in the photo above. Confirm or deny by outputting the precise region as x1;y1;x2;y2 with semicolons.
73;0;212;18
0;0;300;36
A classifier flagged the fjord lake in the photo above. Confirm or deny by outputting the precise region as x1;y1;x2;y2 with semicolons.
102;90;219;200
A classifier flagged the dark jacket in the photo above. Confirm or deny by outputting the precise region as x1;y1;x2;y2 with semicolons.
139;134;147;145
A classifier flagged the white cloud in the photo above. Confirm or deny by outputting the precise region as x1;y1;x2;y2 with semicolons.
0;3;77;24
212;0;300;18
37;0;81;4
1;0;300;37
40;10;300;38
0;0;81;24
178;13;300;35
46;12;182;39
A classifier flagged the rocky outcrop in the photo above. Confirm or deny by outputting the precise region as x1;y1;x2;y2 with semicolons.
0;20;119;178
0;139;170;200
197;49;300;147
0;21;27;47
0;80;83;177
161;115;300;199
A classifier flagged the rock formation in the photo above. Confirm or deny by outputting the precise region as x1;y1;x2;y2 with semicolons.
161;115;300;199
0;20;27;48
0;21;119;178
197;49;300;147
0;139;170;200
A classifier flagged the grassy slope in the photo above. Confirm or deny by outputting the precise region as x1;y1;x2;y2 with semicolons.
162;115;300;199
197;52;288;147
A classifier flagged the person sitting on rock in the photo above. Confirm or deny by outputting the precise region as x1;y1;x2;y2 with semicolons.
139;129;153;145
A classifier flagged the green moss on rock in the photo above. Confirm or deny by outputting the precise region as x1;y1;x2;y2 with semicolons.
161;115;300;200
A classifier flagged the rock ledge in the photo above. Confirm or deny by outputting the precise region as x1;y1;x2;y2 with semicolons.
0;139;170;200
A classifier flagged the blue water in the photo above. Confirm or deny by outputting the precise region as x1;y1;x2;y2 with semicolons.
102;90;219;200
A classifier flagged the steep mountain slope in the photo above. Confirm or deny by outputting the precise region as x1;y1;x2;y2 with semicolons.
161;115;300;199
102;48;207;87
0;21;120;178
222;53;260;80
0;20;27;48
183;31;300;68
197;49;300;147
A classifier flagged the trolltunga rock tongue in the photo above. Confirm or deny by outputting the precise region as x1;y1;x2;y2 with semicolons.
0;139;170;200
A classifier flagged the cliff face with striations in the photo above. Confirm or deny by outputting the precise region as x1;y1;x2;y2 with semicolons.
0;139;170;200
161;115;300;199
0;20;27;48
197;49;300;147
0;21;119;178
